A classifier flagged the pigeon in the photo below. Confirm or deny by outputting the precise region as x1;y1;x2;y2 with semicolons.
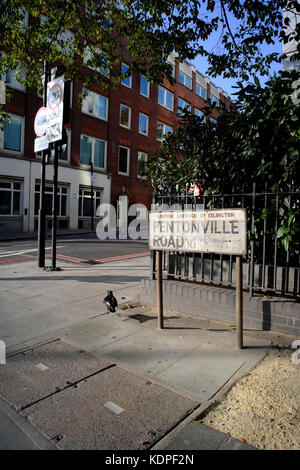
103;290;118;313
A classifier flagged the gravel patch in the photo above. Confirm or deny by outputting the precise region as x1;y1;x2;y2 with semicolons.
200;348;300;450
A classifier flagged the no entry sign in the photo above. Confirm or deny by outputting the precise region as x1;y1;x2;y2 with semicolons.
34;106;48;137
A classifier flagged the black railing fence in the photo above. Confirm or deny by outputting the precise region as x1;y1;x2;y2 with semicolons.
150;183;300;298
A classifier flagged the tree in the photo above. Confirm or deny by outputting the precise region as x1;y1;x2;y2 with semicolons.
145;69;300;254
0;0;299;93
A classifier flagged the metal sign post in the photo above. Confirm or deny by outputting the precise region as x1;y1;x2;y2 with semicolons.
236;255;243;349
156;250;164;329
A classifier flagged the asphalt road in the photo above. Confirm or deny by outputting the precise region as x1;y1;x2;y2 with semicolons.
0;234;150;266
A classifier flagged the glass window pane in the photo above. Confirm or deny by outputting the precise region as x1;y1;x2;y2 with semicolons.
165;124;173;134
4;117;22;151
139;114;148;135
179;71;184;84
61;195;67;216
121;64;131;87
0;191;11;215
166;90;173;110
120;104;130;127
14;182;21;190
158;86;164;106
78;197;82;216
13;191;20;215
140;75;149;96
0;182;11;189
83;197;92;216
82;90;94;114
34;193;39;215
157;122;163;140
95;95;107;119
80;136;92;165
119;147;128;174
94;140;105;168
201;88;206;99
44;193;52;216
186;76;192;89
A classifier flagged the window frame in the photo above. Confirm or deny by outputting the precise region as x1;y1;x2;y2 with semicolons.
80;134;107;170
82;88;108;122
138;112;149;136
78;186;102;218
196;83;206;99
156;120;173;142
140;75;150;98
157;85;174;111
121;63;132;88
120;103;131;129
0;114;25;155
118;145;130;176
0;179;22;217
178;97;191;115
137;151;148;180
179;71;192;90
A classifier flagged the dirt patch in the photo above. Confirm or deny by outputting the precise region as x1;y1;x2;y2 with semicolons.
200;348;300;450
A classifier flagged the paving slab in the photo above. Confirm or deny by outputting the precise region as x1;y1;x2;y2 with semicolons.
0;339;113;411
21;365;198;450
165;421;256;450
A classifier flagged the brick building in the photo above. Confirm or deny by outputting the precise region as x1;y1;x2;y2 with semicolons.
0;50;231;234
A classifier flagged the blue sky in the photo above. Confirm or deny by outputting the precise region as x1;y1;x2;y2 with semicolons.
189;4;283;99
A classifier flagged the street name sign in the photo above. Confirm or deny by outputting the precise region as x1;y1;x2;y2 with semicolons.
149;209;247;255
34;134;49;152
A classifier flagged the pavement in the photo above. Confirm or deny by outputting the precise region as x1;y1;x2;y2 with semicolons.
0;251;294;452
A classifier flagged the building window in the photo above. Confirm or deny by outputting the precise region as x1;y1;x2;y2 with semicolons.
0;114;24;154
158;85;174;111
179;71;192;89
209;116;217;125
80;134;106;169
167;62;175;78
59;129;71;161
178;97;191;114
82;88;108;121
34;184;68;217
195;108;204;119
118;145;130;176
84;48;109;76
2;69;26;92
157;121;173;141
210;95;219;106
137;151;148;179
120;104;131;129
196;83;206;99
0;180;21;216
139;112;149;136
121;63;132;88
78;187;101;217
140;75;149;97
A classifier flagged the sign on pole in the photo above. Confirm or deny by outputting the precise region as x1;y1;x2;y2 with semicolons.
149;209;247;347
34;134;49;153
34;106;48;137
46;75;64;143
149;209;247;255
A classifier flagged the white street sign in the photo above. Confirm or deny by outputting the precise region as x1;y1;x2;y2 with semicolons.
34;106;48;137
149;209;247;255
34;134;49;152
46;76;64;143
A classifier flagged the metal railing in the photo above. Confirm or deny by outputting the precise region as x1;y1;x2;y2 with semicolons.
150;183;300;298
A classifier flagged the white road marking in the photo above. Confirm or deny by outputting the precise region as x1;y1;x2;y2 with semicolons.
103;401;124;415
0;246;66;258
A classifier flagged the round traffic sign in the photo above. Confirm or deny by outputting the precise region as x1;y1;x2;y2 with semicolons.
48;82;63;110
34;106;48;137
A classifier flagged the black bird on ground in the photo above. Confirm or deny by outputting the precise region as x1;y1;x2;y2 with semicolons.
103;290;118;313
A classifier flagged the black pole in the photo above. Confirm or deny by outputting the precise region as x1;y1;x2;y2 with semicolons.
51;142;58;270
38;60;49;268
91;161;94;232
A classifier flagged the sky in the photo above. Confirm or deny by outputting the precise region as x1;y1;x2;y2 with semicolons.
189;3;284;99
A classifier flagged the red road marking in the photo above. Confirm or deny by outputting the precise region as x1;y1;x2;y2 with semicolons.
45;254;87;263
95;252;150;263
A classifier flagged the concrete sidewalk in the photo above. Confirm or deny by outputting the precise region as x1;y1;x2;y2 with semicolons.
0;256;288;450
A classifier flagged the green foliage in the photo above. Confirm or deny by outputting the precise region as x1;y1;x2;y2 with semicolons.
145;71;300;255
